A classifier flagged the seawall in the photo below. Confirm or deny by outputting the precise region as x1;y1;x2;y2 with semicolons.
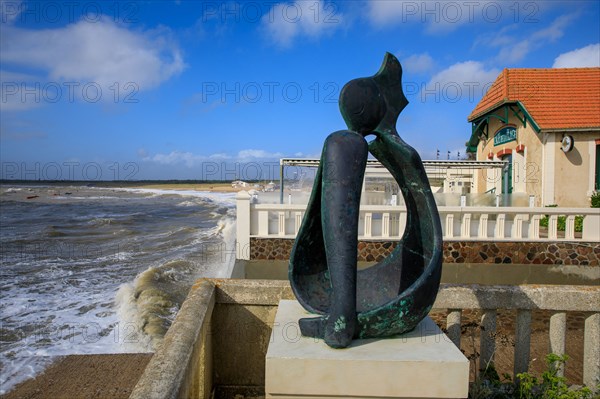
249;238;600;265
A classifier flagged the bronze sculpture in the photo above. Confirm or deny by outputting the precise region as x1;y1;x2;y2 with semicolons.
289;53;443;348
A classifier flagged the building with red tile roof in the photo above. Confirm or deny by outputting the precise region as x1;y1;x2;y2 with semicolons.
466;68;600;207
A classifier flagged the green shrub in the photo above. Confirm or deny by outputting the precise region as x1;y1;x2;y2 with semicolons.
539;205;583;233
516;354;595;399
540;215;584;233
591;192;600;208
469;354;597;398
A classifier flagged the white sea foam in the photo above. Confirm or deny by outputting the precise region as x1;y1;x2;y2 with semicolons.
0;185;237;394
0;281;135;394
114;214;237;350
112;187;236;207
176;200;200;207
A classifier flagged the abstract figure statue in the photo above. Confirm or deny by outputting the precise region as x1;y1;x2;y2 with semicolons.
289;53;443;349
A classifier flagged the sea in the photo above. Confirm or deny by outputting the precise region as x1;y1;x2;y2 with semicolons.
0;184;237;394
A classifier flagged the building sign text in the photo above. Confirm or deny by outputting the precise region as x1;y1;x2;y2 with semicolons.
494;126;517;146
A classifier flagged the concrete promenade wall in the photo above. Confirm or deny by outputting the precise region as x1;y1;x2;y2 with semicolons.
130;279;600;399
129;279;295;399
129;279;217;399
249;237;600;265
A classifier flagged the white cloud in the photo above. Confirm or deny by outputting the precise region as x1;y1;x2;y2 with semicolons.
424;61;500;103
0;17;185;96
367;1;574;37
476;14;577;63
146;149;285;168
401;53;434;74
208;153;230;160
261;0;343;47
427;61;499;88
495;41;530;64
148;151;204;168
367;0;419;25
367;0;499;33
530;13;573;42
237;149;283;159
553;43;600;68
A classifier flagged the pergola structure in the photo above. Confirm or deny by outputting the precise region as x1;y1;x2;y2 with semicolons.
278;158;507;203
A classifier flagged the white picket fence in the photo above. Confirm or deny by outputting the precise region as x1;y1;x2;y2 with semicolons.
236;191;600;259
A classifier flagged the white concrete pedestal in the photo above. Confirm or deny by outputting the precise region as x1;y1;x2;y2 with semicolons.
266;300;469;399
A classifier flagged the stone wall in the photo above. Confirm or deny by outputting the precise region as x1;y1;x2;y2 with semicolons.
131;279;599;397
249;238;600;266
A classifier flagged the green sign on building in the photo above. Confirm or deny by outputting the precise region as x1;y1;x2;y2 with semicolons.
494;126;517;146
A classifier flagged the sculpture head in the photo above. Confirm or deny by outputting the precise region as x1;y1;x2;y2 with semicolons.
339;52;408;136
339;78;386;135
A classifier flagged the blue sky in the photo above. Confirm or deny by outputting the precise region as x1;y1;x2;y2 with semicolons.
1;0;599;180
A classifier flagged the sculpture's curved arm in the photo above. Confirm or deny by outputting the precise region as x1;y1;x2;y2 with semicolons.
289;52;443;348
356;130;442;338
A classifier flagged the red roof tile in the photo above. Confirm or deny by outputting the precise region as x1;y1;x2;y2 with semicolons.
468;68;600;130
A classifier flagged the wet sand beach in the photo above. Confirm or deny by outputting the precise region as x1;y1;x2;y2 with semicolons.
128;183;243;193
2;354;152;399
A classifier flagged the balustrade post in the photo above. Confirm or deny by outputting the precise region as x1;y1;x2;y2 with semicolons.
565;215;576;240
512;215;523;239
382;212;390;238
364;212;372;237
294;212;302;235
447;309;462;348
258;210;269;236
529;215;540;239
445;214;454;238
549;312;567;377
583;312;600;391
235;191;252;260
514;310;532;376
398;211;407;237
549;215;558;239
478;214;488;238
495;214;505;238
480;310;497;373
461;214;471;238
278;211;286;236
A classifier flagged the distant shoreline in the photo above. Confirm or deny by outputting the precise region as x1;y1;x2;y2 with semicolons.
0;180;250;193
127;182;242;193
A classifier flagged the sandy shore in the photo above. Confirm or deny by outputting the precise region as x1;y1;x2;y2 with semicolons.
2;354;152;399
128;183;242;193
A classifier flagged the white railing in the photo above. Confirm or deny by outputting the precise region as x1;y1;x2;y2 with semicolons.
434;284;600;387
236;191;600;259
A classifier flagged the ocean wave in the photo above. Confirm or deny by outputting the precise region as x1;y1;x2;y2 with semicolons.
115;259;196;351
176;200;199;207
45;229;68;237
114;216;237;350
111;187;236;207
192;216;237;278
88;217;115;226
55;196;121;200
0;184;238;393
1;187;23;193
